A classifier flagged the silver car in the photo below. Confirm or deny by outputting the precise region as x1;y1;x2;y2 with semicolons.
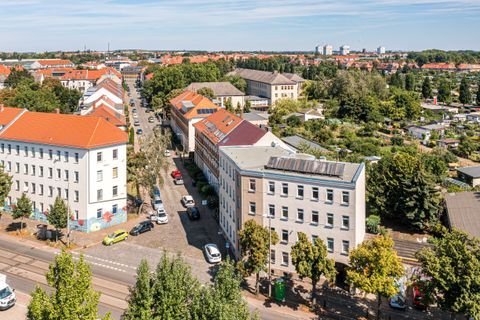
204;244;221;264
156;209;169;224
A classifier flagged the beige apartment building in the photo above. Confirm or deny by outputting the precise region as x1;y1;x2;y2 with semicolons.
218;145;365;274
229;68;304;106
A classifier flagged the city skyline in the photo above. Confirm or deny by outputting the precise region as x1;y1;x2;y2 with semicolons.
0;0;479;52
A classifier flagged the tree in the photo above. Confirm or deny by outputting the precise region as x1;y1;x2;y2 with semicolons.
197;87;216;100
12;193;32;233
244;99;252;113
459;77;472;105
422;77;433;99
27;251;110;320
235;101;242;115
416;227;480;319
222;75;247;93
4;68;33;88
123;259;153;320
238;219;279;294
0;166;12;208
225;97;234;113
347;235;404;320
47;196;68;242
291;232;336;304
438;78;452;105
405;73;416;91
389;72;404;89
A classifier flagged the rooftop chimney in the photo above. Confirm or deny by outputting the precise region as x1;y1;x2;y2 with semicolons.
0;104;4;112
55;108;60;114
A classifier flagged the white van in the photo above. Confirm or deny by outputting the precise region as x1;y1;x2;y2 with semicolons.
0;274;16;311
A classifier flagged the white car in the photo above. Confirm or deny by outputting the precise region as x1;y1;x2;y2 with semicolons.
181;195;195;208
156;209;169;224
164;150;171;157
0;274;16;311
204;244;221;264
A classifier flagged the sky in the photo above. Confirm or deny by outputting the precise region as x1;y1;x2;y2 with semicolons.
0;0;479;52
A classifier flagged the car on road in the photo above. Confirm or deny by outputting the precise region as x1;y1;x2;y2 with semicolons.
136;128;143;135
129;221;154;236
0;274;16;311
152;186;161;198
103;229;128;245
164;150;171;157
132;108;137;113
152;195;165;211
171;170;182;178
133;113;139;119
174;176;184;185
134;120;140;126
145;108;151;113
148;116;155;123
203;244;221;263
187;206;200;220
156;209;169;224
181;195;195;208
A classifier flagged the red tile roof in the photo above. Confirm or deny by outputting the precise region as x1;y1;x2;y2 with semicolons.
37;59;74;66
59;67;121;81
0;106;26;126
193;109;242;145
218;120;266;147
87;105;126;127
169;91;220;120
0;111;127;149
0;65;11;76
421;63;456;70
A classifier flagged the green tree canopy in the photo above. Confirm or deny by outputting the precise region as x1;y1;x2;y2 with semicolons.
27;251;110;320
347;235;404;320
238;219;279;294
0;166;12;207
405;73;416;91
459;77;472;105
416;227;480;319
422;77;433;99
5;68;34;88
12;193;32;232
196;87;216;100
123;259;153;320
291;232;336;304
47;196;68;241
438;78;452;105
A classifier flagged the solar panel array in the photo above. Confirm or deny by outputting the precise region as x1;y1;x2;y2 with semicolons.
265;157;345;177
197;108;217;115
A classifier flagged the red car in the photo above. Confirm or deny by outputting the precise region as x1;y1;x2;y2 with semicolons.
171;170;182;179
412;286;427;310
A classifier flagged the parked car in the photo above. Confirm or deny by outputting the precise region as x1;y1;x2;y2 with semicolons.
174;176;184;185
171;170;182;178
412;286;427;310
136;128;143;135
134;120;140;126
181;195;195;208
133;113;139;119
187;206;200;220
103;230;128;245
203;243;221;263
152;195;165;211
132;108;137;113
148;116;155;123
389;275;407;310
156;209;169;224
164;150;171;157
152;186;161;198
129;221;154;236
0;274;16;311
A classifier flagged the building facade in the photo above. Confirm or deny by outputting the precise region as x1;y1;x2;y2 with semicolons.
322;45;333;56
219;145;366;273
186;82;245;109
0;107;128;233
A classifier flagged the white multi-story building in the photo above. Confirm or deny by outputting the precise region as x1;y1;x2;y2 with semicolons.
377;46;386;55
340;45;350;55
322;44;333;56
219;145;365;273
0;106;128;233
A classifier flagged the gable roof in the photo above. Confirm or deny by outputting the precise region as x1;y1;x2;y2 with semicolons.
445;192;480;238
283;73;305;83
87;105;126;127
169;91;220;120
37;59;74;66
186;82;244;96
0;106;26;127
0;110;127;149
231;68;296;85
218;120;266;146
281;135;330;153
193;109;243;145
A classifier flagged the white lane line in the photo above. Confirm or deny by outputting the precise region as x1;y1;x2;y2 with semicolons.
71;251;137;270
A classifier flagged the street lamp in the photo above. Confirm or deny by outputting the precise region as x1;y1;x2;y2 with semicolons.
263;213;273;297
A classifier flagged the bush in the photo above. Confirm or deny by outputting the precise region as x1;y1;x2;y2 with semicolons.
366;215;381;234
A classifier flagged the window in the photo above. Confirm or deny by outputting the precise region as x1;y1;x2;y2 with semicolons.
112;167;118;179
24;182;29;192
56;150;61;161
97;170;103;182
48;186;53;197
32;165;35;176
342;191;350;205
74;210;79;220
297;185;304;198
97;152;102;162
327;238;334;253
113;186;118;197
342;241;350;255
297;209;304;222
97;208;102;219
312;235;318;243
48;167;53;178
48;149;53;159
24;164;28;174
281;206;288;220
249;202;256;215
248;179;256;192
7;144;11;154
312;211;319;224
64;189;69;200
64;170;69;181
39;166;43;177
112;204;118;214
74;171;79;183
56;169;61;180
39;184;44;195
39;148;43;158
281;252;289;266
268;181;275;194
40;202;44;213
6;161;11;172
15;180;19;191
57;187;61;197
15;162;19;173
24;146;28;156
97;189;103;201
281;183;288;196
312;187;319;201
326;213;334;228
326;189;334;203
0;143;3;153
64;151;69;162
270;250;276;264
16;145;19;155
342;216;350;230
31;147;35;157
281;229;289;243
268;204;275;217
74;152;79;163
31;183;36;194
113;149;118;160
74;191;79;202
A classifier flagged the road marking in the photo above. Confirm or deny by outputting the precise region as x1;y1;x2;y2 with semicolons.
71;251;137;271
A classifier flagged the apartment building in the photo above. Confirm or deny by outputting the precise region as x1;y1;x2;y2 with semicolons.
0;106;128;233
229;68;303;106
169;91;220;153
186;82;245;109
219;145;365;273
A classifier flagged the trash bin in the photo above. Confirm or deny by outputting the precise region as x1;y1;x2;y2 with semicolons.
274;278;286;303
